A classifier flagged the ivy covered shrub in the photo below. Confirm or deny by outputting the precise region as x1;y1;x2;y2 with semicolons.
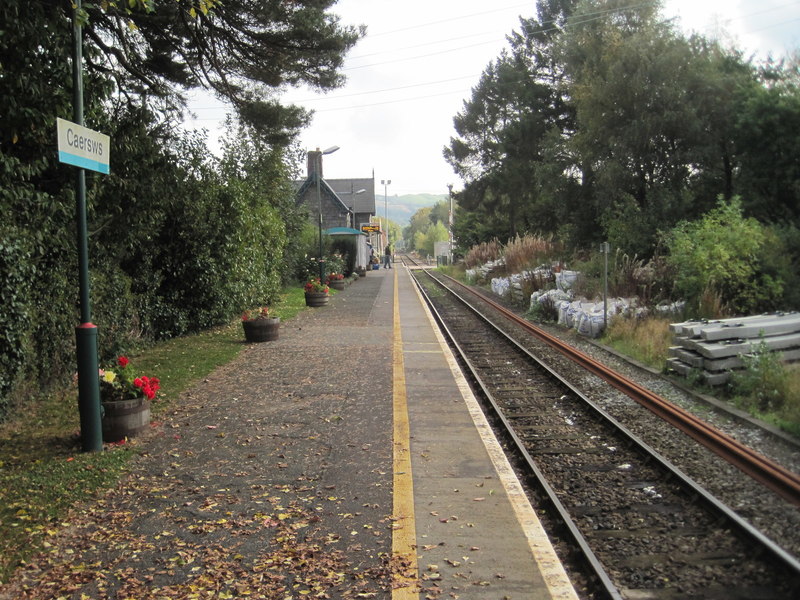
0;227;35;416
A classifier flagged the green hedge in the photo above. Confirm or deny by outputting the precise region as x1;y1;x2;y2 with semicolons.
0;112;301;420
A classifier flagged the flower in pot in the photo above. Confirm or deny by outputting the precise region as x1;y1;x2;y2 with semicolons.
304;277;329;294
327;272;346;290
99;356;158;442
100;356;160;402
304;277;330;306
241;306;280;342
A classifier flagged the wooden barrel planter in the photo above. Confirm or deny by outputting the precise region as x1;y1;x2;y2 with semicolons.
329;279;346;291
102;397;151;442
242;317;280;342
305;291;330;307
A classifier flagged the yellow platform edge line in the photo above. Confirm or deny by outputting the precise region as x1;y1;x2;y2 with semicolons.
411;274;580;600
392;268;420;599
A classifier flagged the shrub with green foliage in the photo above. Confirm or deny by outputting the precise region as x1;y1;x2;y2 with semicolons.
528;295;559;322
729;340;789;414
0;112;301;419
665;197;782;315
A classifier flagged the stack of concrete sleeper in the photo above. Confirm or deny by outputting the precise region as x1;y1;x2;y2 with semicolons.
667;312;800;385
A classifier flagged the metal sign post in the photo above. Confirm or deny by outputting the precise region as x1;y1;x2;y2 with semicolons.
600;242;610;332
62;0;109;452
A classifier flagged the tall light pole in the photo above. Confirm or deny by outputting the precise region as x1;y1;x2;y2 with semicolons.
381;179;391;247
316;145;339;280
447;183;454;259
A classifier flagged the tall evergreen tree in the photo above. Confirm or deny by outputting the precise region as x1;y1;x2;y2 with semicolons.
732;62;800;223
443;0;578;243
73;0;363;141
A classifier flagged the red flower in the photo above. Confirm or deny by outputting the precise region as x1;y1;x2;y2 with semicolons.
100;357;160;403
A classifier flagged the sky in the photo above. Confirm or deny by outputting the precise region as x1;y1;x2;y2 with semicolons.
185;0;800;197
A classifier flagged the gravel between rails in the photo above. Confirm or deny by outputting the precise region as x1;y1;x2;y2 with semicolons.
448;277;800;560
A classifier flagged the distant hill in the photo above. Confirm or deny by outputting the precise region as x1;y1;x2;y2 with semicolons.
381;193;447;226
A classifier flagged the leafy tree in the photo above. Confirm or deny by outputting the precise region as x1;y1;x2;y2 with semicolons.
452;208;494;255
429;200;451;227
403;207;433;251
562;0;718;254
763;224;800;309
413;222;450;258
684;40;759;207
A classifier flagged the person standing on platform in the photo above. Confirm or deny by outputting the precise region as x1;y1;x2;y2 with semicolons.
383;244;392;269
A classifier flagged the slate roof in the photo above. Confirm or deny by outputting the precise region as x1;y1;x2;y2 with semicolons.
294;178;375;212
326;178;376;214
299;177;354;212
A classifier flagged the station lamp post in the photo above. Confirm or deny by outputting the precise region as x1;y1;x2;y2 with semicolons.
342;188;365;228
381;179;391;246
447;183;454;257
316;145;339;280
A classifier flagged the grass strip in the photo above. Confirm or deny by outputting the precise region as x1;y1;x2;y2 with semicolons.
0;286;308;582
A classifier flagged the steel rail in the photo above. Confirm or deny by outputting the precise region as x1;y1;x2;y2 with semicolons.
409;269;624;599
416;269;800;587
435;270;800;507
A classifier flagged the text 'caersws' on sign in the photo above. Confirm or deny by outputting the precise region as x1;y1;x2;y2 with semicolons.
56;118;110;174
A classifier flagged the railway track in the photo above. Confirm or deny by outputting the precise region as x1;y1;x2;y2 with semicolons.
407;262;800;600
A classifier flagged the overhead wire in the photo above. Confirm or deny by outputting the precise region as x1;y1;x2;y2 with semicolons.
283;2;662;113
189;1;799;116
299;1;800;112
190;2;679;112
362;2;534;38
344;0;798;72
342;1;660;71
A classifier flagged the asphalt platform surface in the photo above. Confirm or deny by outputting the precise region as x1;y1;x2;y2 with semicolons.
0;265;576;600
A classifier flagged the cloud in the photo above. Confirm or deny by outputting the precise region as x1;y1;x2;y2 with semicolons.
185;0;800;196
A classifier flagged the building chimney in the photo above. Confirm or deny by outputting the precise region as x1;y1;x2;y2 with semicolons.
307;148;322;180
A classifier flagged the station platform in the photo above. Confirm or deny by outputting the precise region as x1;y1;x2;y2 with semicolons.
0;264;578;600
387;265;577;599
